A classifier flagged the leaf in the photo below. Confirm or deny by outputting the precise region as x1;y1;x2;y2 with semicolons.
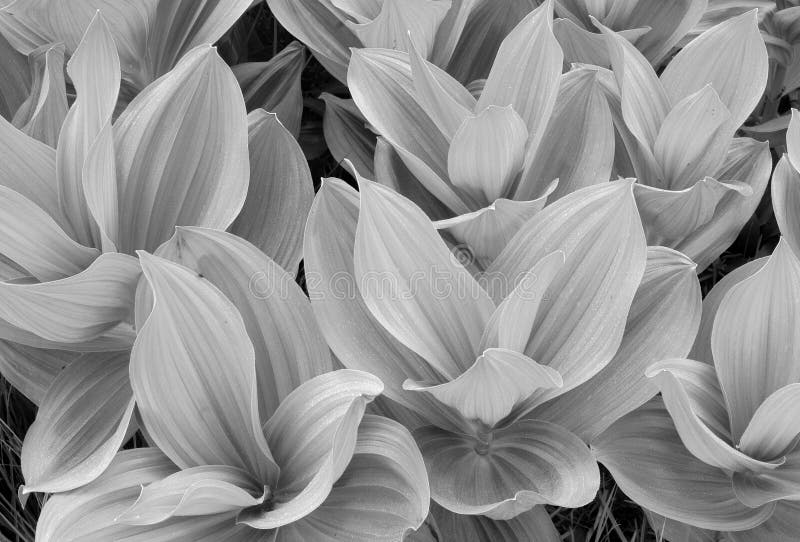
354;177;495;379
271;415;430;541
155;227;332;420
321;94;377;179
267;0;359;83
55;12;119;249
597;20;670;149
304;178;466;434
787;109;800;172
647;358;782;472
738;384;800;460
35;448;263;542
407;36;472;142
592;399;776;531
0;28;30;121
660;10;768;128
429;0;482;68
477;0;562;155
448;105;528;203
0;252;139;343
232;41;305;137
689;257;767;364
0;184;97;282
726;501;800;542
654;85;733;190
239;370;383;529
0;340;75;405
517;67;614;201
622;0;708;65
131;252;279;484
12;43;67;147
144;0;253;82
81;120;118;252
346;0;451;58
711;239;800;441
633;178;752;247
773;152;800;256
114;45;249;254
416;419;599;517
537;247;702;442
429;502;561;542
404;348;562;427
116;466;265;524
479;250;566;352
348;48;469;214
21;351;134;493
674;137;771;271
0;111;62;225
434;193;555;267
228;109;313;274
486;180;647;411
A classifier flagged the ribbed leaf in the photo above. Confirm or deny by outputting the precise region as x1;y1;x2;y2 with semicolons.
229;110;313;274
773;151;800;256
417;420;599;517
21;351;133;494
429;503;561;542
155;227;332;420
240;370;382;529
0;340;74;405
114;45;249;254
12;43;67;147
131;252;278;484
537;247;701;442
593;399;775;531
321;94;377;179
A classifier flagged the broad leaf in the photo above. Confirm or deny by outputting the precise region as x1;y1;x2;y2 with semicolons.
321;94;377;179
12;43;67;147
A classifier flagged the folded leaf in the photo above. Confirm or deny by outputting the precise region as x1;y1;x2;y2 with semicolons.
116;466;265;524
732;450;800;508
477;0;562;155
0;252;139;343
634;178;752;247
623;0;707;65
773;153;800;256
155;227;332;420
81;120;118;252
35;448;262;542
517;67;614;201
321;93;377;179
738;384;800;460
21;351;133;494
346;0;450;58
429;502;561;542
711;239;800;441
417;419;599;517
132;252;278;484
404;348;563;427
537;246;702;442
0;29;30;121
0;184;97;282
479;250;566;352
0;340;74;405
660;10;768;128
654;86;733;190
647;359;782;472
348;48;468;214
114;45;249;254
787;109;800;172
354;177;495;378
12;43;67;147
486;181;647;410
229;109;313;274
240;370;382;529
598;20;670;149
674;137;771;271
144;0;253;82
435;193;554;267
55;12;119;249
593;399;775;531
233;42;305;137
304;178;466;433
429;0;481;68
272;415;430;541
